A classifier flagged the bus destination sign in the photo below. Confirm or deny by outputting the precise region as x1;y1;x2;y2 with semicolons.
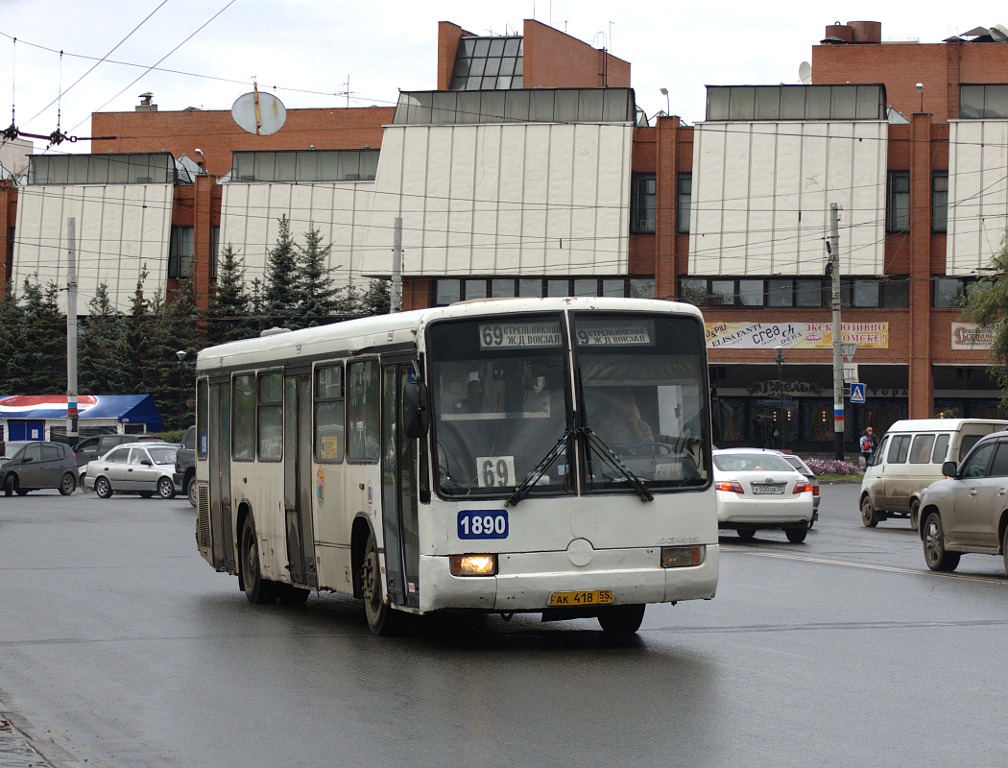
480;321;563;349
575;321;653;346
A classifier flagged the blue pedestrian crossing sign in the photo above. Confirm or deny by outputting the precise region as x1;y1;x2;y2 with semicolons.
850;382;866;403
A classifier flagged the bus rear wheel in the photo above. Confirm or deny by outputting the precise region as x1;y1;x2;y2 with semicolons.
361;531;399;635
241;515;277;604
597;604;645;634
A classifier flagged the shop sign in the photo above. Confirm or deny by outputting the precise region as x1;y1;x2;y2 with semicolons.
951;322;993;350
747;380;823;396
705;321;889;350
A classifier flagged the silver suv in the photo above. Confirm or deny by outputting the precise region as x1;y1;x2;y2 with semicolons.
918;430;1008;574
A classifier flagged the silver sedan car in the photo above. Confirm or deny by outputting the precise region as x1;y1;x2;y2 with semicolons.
83;442;180;499
713;448;815;543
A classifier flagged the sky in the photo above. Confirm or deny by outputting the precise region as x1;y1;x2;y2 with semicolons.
0;0;1003;154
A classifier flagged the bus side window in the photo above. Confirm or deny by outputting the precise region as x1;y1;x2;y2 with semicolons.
348;360;380;463
315;364;345;463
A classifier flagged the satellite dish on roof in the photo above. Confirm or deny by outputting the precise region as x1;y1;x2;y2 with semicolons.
232;84;286;136
798;61;812;85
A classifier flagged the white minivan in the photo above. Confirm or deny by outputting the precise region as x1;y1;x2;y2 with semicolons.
859;418;1008;530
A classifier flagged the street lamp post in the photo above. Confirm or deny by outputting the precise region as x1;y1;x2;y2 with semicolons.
775;345;785;451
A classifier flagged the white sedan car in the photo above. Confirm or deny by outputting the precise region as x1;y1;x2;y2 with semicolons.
712;448;815;543
83;442;180;499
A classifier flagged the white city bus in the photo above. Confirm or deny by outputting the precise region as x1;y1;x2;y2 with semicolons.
194;297;719;634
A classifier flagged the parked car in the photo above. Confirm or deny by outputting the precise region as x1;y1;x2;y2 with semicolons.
1;441;78;496
75;433;165;481
712;447;815;543
83;442;181;499
174;426;197;508
775;451;820;526
918;430;1008;575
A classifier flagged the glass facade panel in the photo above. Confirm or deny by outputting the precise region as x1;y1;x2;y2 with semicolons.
754;88;781;120
729;87;755;120
572;279;596;296
679;278;706;305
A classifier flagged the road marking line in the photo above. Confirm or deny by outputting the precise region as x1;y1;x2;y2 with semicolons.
724;547;1008;585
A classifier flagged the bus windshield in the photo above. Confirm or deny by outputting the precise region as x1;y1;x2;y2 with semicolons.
428;314;571;498
427;309;710;500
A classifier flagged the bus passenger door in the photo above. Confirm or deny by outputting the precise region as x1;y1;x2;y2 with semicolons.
284;373;317;587
208;382;235;571
381;363;420;609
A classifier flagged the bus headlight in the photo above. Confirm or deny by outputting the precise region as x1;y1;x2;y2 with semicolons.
450;554;498;576
661;545;705;568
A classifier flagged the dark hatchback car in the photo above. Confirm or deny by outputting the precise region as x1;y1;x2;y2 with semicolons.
1;441;78;496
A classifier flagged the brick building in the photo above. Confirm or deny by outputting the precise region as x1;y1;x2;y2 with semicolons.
2;18;1007;452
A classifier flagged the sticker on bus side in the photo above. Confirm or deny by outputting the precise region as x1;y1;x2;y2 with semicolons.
458;510;509;540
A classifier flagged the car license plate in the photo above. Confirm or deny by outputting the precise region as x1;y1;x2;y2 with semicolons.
752;483;785;495
549;589;614;607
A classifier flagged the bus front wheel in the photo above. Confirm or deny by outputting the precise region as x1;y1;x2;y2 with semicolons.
361;531;399;636
241;515;277;604
597;604;645;634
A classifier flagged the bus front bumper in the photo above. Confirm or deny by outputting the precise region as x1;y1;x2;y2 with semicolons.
417;544;719;614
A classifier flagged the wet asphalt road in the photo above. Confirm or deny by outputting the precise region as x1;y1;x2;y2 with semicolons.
0;483;1006;768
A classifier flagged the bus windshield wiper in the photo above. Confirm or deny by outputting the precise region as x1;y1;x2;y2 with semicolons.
582;426;654;502
506;429;572;507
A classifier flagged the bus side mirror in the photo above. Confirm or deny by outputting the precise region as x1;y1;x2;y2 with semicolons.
403;381;430;438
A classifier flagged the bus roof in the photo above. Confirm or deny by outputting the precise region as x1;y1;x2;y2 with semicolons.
196;296;702;372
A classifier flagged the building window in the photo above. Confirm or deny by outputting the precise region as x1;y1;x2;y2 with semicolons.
933;277;966;308
710;280;734;306
435;279;461;306
932;172;948;233
852;279;879;307
168;226;194;279
210;226;220;280
464;278;487;300
880;279;910;307
677;173;692;234
449;36;523;91
886;171;910;233
738;279;763;307
680;278;706;305
628;278;654;298
795;278;823;308
766;279;793;308
630;173;656;233
518;278;542;297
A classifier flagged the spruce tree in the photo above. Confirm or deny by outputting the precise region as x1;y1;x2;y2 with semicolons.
360;278;391;316
295;222;340;327
0;284;21;393
207;243;252;343
10;277;66;394
263;214;300;328
79;283;127;396
156;276;204;429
